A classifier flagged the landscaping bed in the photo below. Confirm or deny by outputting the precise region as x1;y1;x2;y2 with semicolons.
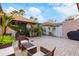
0;36;16;49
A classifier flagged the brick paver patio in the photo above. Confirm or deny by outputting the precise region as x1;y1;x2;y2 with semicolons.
30;36;79;56
12;36;79;56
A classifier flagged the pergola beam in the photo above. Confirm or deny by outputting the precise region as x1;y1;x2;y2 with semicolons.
76;3;79;12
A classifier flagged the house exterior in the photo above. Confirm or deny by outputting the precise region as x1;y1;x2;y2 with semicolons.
0;12;37;37
54;17;79;39
1;3;79;38
54;25;62;37
42;21;56;36
0;4;39;37
62;20;79;38
6;15;37;37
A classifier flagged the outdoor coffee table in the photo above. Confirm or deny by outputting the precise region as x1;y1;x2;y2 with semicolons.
22;43;37;55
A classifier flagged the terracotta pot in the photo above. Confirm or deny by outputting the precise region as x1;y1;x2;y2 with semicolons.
0;43;12;49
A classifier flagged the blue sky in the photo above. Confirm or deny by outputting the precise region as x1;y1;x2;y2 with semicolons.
1;3;78;23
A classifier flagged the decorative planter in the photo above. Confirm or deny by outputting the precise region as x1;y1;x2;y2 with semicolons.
0;43;12;49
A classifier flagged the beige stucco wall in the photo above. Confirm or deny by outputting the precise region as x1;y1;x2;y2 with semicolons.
0;26;16;37
6;27;16;37
62;20;79;38
54;26;62;37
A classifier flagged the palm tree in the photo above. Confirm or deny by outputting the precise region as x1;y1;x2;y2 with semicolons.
30;16;38;21
11;9;25;16
65;16;74;21
1;12;14;35
35;18;38;21
18;9;25;16
30;16;34;19
11;10;18;16
34;24;43;36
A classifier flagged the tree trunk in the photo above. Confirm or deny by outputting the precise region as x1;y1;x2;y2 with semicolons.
2;26;7;35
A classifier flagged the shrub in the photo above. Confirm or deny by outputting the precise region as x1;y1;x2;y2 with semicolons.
0;36;16;44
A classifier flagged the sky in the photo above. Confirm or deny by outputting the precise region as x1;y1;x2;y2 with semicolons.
1;3;79;23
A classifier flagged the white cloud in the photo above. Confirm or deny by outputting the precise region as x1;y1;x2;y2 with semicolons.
62;3;75;6
48;3;61;6
53;3;78;16
6;6;17;13
49;3;75;7
29;7;41;17
36;15;46;23
28;7;46;23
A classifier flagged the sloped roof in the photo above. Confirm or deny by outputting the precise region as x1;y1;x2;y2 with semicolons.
43;20;56;27
7;14;37;23
14;16;36;23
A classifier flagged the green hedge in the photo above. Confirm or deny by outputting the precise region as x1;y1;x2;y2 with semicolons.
0;36;16;44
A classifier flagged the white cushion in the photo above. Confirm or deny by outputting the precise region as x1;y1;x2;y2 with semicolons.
0;46;14;56
21;40;28;43
27;46;36;50
32;51;45;56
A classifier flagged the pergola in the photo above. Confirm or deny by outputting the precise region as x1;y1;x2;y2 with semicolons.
77;3;79;11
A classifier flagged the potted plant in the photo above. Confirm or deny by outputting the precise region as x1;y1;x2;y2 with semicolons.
0;35;16;49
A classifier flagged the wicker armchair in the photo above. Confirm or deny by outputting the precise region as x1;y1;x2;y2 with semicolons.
28;47;56;56
16;35;29;49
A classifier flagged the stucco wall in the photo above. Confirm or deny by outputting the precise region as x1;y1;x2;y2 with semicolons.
62;20;79;38
0;26;2;35
54;26;62;37
0;26;16;37
43;26;54;35
6;27;16;37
